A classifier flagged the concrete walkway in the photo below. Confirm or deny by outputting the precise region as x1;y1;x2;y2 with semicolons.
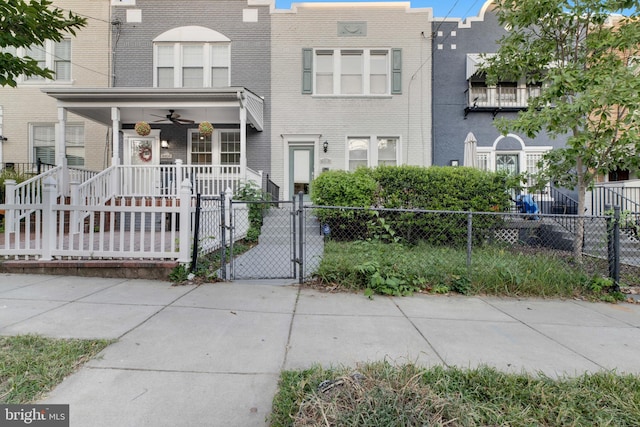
1;274;640;426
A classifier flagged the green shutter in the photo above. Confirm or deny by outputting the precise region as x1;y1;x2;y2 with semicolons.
302;48;313;94
391;48;402;94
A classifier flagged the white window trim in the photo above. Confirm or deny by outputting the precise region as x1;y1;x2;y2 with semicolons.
14;39;72;85
345;135;401;170
187;128;218;165
475;134;553;198
153;42;230;88
29;122;85;165
313;48;392;97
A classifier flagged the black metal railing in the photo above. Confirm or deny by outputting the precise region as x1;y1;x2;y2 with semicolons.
266;174;280;202
2;160;56;176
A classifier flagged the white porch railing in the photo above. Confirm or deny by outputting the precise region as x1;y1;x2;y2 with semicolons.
0;177;194;262
70;163;261;209
588;180;640;215
4;166;63;235
1;163;259;263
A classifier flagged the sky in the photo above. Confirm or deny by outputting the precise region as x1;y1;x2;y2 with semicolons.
274;0;487;19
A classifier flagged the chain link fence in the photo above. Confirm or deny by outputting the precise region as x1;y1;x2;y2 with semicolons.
228;200;297;280
308;206;640;287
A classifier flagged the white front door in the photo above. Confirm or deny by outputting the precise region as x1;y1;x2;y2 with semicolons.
123;132;160;195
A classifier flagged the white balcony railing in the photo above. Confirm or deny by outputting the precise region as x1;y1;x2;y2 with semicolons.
468;86;541;109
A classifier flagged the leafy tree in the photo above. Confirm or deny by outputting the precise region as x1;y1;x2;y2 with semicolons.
483;0;640;260
0;0;86;87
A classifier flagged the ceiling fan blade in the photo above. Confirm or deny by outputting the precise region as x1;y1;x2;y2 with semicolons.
150;114;166;119
175;118;195;124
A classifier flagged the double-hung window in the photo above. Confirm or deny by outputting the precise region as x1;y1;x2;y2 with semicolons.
340;50;363;94
182;45;203;88
31;124;84;166
154;42;230;88
304;48;401;95
211;44;230;87
20;39;71;82
188;129;240;167
348;136;399;171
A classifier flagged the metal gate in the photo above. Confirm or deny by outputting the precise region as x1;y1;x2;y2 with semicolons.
228;198;298;280
192;193;323;282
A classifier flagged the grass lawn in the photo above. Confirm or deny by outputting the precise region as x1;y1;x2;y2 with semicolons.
314;240;631;301
0;335;112;403
270;362;640;426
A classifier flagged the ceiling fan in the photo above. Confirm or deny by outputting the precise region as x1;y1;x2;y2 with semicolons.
151;109;195;125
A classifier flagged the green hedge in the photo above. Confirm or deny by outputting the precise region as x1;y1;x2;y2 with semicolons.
311;166;512;245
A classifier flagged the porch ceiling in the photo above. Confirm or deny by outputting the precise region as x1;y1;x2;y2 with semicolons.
41;87;264;131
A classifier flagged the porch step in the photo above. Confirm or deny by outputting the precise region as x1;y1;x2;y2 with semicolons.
0;259;179;280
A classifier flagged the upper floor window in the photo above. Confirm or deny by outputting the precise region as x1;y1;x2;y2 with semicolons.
6;39;72;83
303;48;402;95
153;26;230;88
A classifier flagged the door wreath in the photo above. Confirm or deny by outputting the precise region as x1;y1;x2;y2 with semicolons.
138;141;152;162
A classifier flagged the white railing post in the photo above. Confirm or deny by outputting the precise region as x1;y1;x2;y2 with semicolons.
5;179;15;233
178;178;192;263
175;159;184;193
111;165;121;198
41;176;57;261
70;181;80;234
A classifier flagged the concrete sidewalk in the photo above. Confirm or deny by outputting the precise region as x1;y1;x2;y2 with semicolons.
1;274;640;426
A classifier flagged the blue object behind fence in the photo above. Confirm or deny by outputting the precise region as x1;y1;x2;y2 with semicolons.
516;194;540;219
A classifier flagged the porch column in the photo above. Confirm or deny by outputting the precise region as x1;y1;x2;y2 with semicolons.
56;107;69;195
111;107;121;166
56;107;67;167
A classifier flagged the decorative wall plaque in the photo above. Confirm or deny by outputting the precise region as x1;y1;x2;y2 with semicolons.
338;22;367;37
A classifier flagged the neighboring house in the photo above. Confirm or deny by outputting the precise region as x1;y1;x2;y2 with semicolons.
588;14;640;214
43;0;271;196
0;0;111;174
431;1;568;195
271;1;433;200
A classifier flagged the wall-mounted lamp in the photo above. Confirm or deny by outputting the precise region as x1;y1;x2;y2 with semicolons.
450;159;459;166
323;140;328;153
161;140;169;149
0;135;7;142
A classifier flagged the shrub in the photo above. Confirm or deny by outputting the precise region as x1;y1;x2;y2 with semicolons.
235;180;268;243
371;165;510;212
312;169;377;240
311;165;512;245
0;168;31;203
